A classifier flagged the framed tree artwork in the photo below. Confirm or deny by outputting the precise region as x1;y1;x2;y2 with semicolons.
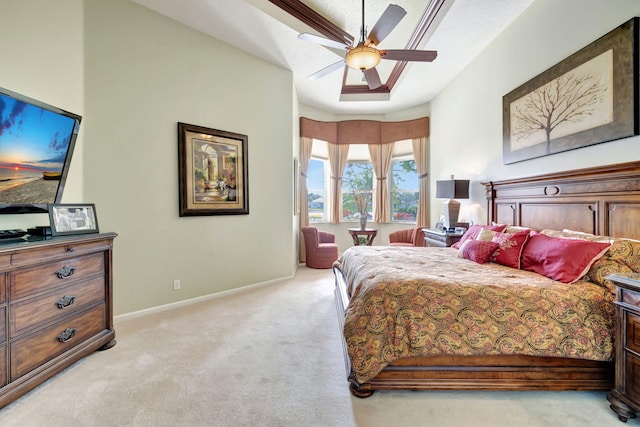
178;122;249;216
503;17;639;164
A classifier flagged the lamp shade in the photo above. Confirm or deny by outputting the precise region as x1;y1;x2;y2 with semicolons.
436;179;469;199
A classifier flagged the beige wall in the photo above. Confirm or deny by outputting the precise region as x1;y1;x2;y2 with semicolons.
429;0;640;226
83;0;295;315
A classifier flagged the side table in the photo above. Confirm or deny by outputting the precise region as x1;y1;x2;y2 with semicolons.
423;228;464;247
348;228;378;246
607;273;640;422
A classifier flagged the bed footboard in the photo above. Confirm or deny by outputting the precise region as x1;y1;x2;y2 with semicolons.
332;265;614;398
333;266;351;379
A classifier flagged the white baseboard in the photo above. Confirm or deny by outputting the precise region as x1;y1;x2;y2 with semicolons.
114;270;296;322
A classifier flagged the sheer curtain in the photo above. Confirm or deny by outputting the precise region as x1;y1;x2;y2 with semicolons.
328;143;349;223
412;136;429;227
369;142;394;223
299;137;313;227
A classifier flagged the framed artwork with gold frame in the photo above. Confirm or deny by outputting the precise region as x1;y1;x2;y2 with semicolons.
178;122;248;216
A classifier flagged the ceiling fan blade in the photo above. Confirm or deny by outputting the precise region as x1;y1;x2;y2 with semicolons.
366;4;406;46
381;49;438;62
297;33;349;50
308;60;346;80
363;67;382;90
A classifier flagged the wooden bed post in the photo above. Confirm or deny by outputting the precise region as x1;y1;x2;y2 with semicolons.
486;181;495;225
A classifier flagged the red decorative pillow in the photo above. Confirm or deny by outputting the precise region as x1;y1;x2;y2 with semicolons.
521;233;612;284
490;230;530;269
451;224;507;249
458;240;500;264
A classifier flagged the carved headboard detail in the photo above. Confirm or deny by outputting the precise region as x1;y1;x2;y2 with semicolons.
482;161;640;240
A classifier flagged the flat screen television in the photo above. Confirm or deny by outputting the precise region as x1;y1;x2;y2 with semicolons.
0;86;80;214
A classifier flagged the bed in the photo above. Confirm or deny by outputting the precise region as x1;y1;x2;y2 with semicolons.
333;161;640;397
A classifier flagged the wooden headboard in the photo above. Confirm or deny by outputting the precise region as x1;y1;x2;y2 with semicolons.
483;161;640;240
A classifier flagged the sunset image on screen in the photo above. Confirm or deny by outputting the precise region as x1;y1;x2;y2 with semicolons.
0;93;75;203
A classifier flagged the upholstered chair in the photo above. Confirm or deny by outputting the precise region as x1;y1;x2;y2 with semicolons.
388;227;426;247
301;227;339;269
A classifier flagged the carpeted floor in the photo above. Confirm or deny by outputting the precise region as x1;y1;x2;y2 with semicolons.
0;266;629;426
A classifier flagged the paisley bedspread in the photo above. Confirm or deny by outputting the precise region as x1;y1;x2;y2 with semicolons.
334;246;615;384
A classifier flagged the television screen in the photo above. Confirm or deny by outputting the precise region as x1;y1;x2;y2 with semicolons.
0;86;81;214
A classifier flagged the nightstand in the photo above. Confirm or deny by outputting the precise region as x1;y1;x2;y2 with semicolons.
422;228;464;248
607;273;640;422
347;228;378;246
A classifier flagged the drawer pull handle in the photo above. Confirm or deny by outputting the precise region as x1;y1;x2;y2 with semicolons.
56;266;76;279
56;295;76;309
57;327;77;343
65;246;74;253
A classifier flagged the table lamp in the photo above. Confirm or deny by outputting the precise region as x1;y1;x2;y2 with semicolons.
436;176;469;231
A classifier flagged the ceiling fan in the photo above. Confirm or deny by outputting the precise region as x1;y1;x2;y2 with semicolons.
297;1;438;90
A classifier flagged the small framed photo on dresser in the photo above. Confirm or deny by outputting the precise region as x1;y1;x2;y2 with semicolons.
48;203;99;236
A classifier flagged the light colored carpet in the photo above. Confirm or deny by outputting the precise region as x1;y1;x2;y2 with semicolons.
0;266;628;426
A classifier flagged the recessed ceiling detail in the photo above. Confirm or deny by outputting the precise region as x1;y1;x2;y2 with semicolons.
269;0;448;101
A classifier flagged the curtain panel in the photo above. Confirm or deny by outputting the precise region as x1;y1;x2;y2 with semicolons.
369;143;394;223
413;136;430;227
328;143;349;223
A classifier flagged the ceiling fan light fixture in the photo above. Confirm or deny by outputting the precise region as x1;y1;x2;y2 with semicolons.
345;45;381;71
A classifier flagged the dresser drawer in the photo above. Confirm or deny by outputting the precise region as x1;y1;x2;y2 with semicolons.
10;252;105;300
626;352;640;401
627;312;640;355
0;306;5;344
0;273;5;304
10;303;107;380
10;239;110;267
424;237;447;247
622;288;640;308
0;344;6;388
9;276;105;338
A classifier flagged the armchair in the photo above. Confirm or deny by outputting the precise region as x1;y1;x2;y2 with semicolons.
301;227;339;269
388;227;426;247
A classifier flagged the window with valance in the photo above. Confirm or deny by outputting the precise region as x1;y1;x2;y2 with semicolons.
298;116;430;227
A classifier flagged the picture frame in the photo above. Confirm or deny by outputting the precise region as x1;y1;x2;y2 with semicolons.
48;203;99;236
178;122;249;216
503;18;639;164
293;157;300;215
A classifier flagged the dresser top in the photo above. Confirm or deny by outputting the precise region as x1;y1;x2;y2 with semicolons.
0;232;117;253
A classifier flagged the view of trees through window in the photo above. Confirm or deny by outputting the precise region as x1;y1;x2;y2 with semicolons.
391;159;418;222
307;157;418;223
342;162;373;221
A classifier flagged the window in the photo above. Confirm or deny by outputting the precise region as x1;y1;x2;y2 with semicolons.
390;158;418;222
342;162;373;221
305;139;422;224
307;158;327;222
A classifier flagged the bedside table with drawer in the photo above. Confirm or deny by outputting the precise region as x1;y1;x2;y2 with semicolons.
422;228;464;247
607;273;640;422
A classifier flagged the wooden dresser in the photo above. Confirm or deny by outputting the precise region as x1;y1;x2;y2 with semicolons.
0;232;116;408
